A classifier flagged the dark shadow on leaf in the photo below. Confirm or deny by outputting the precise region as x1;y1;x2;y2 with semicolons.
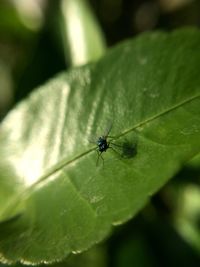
121;140;137;159
110;138;137;159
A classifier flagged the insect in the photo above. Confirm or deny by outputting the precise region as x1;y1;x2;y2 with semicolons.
94;125;137;165
96;135;110;165
95;123;119;166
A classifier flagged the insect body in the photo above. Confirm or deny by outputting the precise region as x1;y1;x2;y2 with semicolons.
93;122;121;165
96;123;113;165
97;136;109;153
93;123;137;165
94;123;113;166
96;135;110;165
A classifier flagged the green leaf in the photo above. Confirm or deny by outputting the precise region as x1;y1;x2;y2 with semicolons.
187;153;200;168
173;184;200;253
0;1;41;38
60;0;106;66
0;28;200;264
0;60;13;120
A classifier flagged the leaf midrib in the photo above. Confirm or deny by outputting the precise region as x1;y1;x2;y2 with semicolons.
33;93;200;190
1;93;199;221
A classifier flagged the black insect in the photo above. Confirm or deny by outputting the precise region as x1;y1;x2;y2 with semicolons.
96;135;110;165
95;123;118;165
93;123;137;166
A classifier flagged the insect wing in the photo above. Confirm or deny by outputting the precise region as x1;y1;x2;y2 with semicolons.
103;121;113;138
88;136;99;144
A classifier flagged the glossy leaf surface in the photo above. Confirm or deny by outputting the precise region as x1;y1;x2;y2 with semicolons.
0;28;200;264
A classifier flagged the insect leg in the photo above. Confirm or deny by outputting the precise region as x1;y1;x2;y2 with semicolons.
109;146;122;157
96;151;104;166
109;142;122;147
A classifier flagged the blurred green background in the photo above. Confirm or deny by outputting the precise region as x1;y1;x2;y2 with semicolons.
0;0;200;266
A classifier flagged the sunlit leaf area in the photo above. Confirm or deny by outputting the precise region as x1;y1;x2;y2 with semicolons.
0;0;200;266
